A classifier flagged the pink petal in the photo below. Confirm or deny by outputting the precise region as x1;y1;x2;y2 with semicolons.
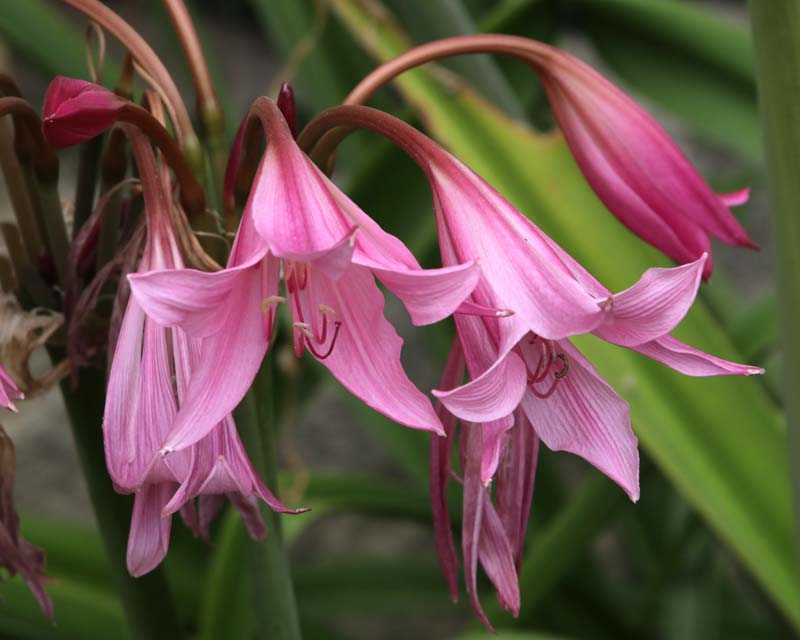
542;76;713;272
127;483;174;577
359;256;480;327
159;262;274;452
249;118;353;260
430;162;606;340
104;300;177;489
430;340;464;602
478;417;515;486
593;255;706;347
520;339;639;501
496;409;539;570
719;188;750;208
301;264;445;434
632;335;764;377
327;175;481;325
129;254;265;338
478;498;520;616
0;366;23;412
462;426;493;631
541;50;757;253
433;351;527;424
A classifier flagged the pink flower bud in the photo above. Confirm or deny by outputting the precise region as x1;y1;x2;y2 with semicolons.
41;76;127;148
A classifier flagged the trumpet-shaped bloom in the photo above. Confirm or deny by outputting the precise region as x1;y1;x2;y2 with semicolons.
129;98;480;454
0;367;22;412
424;146;761;498
529;44;756;277
404;132;761;627
103;133;299;576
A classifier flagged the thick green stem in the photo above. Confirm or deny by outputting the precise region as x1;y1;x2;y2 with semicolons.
59;365;184;640
234;364;302;640
749;1;800;565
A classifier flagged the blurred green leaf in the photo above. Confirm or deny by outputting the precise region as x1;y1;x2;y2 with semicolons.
0;575;126;640
0;0;89;79
329;0;800;629
0;0;120;83
575;0;760;160
295;557;454;613
460;630;568;640
197;512;253;640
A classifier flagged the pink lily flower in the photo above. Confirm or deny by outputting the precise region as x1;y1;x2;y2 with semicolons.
349;118;759;627
128;97;480;454
531;44;756;277
0;366;23;412
104;130;299;576
426;146;761;495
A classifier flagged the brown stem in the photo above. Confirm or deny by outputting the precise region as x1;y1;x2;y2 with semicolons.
0;97;59;182
298;104;438;170
115;103;206;217
344;34;553;106
223;97;293;227
162;0;218;115
61;0;204;173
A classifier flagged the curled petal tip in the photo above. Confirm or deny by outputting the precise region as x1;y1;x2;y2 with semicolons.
746;367;765;376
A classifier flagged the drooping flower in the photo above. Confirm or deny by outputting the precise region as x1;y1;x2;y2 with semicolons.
301;107;762;625
428;143;761;486
0;426;52;620
423;126;762;624
529;43;756;278
103;128;300;576
128;97;480;455
0;366;23;412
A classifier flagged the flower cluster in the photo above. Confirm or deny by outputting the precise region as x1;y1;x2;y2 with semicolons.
38;31;761;630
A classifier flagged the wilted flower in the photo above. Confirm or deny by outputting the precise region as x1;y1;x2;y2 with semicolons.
128;97;480;454
0;426;52;619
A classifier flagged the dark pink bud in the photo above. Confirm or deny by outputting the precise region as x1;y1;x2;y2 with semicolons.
41;76;127;148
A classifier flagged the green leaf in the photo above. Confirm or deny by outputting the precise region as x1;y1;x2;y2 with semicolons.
328;0;800;629
0;0;120;81
197;512;254;640
0;0;90;78
575;0;760;160
295;557;454;614
0;575;126;640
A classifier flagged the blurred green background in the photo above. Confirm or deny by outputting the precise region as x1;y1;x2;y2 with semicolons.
0;0;796;638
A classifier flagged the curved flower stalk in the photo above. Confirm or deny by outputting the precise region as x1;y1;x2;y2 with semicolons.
128;97;480;454
298;105;762;626
42;77;206;218
102;128;300;576
343;35;757;279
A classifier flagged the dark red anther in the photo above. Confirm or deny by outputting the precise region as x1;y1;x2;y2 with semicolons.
277;82;298;139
